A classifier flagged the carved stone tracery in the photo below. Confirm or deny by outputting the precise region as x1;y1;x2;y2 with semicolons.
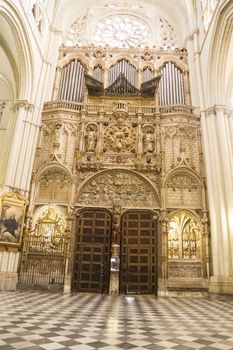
168;211;201;260
37;168;71;201
166;173;198;190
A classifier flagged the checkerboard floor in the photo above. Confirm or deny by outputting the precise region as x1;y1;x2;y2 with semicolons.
0;291;233;350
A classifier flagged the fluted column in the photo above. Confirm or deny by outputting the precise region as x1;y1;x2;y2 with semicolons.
0;248;19;290
158;211;168;296
201;106;233;293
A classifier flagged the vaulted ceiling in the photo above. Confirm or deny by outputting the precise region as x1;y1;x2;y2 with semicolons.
53;0;195;48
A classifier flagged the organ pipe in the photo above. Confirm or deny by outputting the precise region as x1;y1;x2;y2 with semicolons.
159;62;185;105
93;66;103;82
143;68;153;83
108;59;136;86
58;59;85;102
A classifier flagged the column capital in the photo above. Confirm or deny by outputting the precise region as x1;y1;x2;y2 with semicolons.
205;105;227;116
49;26;63;36
12;100;34;112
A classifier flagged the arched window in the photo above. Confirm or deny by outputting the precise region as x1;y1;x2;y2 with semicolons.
58;59;85;102
168;211;201;260
92;14;152;48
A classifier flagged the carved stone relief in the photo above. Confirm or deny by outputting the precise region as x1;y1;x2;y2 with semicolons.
168;262;204;278
103;124;136;153
168;211;201;260
37;168;71;202
77;170;158;208
59;123;77;167
85;124;98;152
142;125;155;154
167;173;198;190
166;172;200;207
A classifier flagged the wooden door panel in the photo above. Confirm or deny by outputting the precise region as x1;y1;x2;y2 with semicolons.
73;210;111;293
120;211;157;294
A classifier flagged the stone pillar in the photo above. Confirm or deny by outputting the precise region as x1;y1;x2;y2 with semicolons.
158;211;168;295
109;244;120;295
183;70;191;105
109;205;121;295
4;101;36;196
52;67;62;100
0;247;19;290
201;106;233;294
63;208;74;294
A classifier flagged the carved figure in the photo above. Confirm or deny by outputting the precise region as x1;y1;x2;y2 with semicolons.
103;124;136;153
77;170;157;208
143;129;155;153
85;126;97;152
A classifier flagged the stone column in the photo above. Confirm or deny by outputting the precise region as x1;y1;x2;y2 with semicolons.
201;106;233;294
0;247;19;291
4;101;36;196
63;207;75;294
158;211;168;296
109;205;121;295
52;67;62;100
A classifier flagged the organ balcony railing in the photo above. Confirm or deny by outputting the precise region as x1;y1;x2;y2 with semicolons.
43;100;194;116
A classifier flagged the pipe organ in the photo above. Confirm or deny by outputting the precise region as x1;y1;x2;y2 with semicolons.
93;65;103;82
159;62;185;105
24;46;209;296
142;67;153;83
58;59;85;102
108;59;136;87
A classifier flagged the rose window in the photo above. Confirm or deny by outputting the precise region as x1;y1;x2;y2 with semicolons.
92;15;152;48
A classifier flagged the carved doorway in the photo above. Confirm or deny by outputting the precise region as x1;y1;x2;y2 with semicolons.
73;209;112;293
120;210;157;294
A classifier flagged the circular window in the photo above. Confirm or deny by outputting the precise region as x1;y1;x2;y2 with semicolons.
92;14;152;48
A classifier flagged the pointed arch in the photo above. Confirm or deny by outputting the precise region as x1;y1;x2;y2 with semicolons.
34;164;72;204
164;167;201;208
208;1;233;106
167;209;203;260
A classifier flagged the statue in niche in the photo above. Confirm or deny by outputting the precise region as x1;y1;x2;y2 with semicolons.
85;125;97;152
143;129;155;153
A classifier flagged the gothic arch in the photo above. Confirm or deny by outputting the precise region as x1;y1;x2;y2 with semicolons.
156;56;187;73
34;164;72;203
35;162;72;181
164;167;201;184
58;52;88;71
32;204;67;230
106;55;139;71
0;2;34;99
208;1;233;106
76;169;160;209
164;168;201;208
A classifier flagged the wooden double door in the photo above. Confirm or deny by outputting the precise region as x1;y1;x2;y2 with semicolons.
73;209;157;294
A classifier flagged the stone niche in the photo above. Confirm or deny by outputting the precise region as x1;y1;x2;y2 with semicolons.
36;167;71;202
165;172;201;208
